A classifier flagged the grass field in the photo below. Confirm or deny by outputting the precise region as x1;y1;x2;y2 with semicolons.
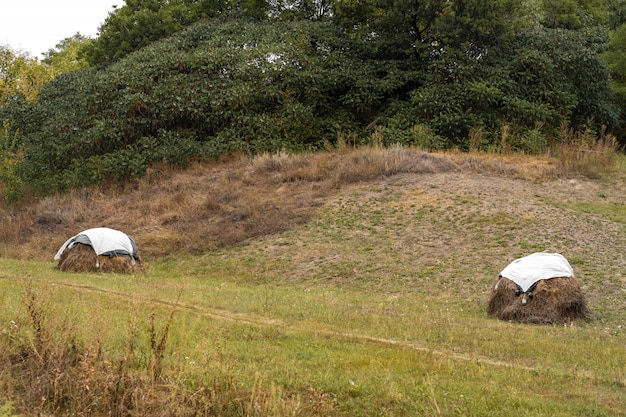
0;147;624;416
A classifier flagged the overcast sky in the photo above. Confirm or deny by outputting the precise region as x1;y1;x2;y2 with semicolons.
0;0;120;58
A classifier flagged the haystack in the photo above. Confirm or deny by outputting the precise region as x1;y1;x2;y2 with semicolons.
55;227;144;273
487;252;590;324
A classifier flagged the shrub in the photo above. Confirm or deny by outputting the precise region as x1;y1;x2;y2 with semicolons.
3;16;404;195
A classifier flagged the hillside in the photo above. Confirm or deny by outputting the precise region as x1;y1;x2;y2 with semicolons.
0;147;625;415
2;148;625;303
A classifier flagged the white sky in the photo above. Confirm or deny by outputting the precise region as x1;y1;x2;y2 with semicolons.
0;0;121;58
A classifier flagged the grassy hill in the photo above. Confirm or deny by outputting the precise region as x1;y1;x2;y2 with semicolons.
0;146;624;416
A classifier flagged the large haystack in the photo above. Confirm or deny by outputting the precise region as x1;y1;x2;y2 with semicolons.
487;252;590;324
487;276;590;324
57;242;145;273
55;227;144;273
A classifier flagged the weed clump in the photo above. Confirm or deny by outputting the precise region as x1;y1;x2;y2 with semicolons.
552;126;620;179
0;282;330;416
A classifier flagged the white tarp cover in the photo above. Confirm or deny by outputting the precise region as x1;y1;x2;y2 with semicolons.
54;227;137;260
499;252;574;292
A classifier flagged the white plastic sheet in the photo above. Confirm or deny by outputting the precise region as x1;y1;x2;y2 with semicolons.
499;252;574;292
54;227;136;260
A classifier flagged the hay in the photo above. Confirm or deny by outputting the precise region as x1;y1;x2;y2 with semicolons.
487;275;590;324
56;243;145;273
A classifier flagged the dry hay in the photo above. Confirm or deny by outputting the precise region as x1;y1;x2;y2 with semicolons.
56;243;145;273
487;276;590;324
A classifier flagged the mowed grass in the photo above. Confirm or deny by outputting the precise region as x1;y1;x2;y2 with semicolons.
0;148;625;416
1;256;624;417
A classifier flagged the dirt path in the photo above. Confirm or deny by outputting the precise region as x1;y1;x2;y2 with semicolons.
55;280;613;385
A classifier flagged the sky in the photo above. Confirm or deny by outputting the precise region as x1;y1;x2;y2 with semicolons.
0;0;121;58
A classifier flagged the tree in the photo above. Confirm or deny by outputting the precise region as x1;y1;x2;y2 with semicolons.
82;0;271;65
436;0;523;50
541;0;609;30
241;0;270;18
0;46;55;106
270;0;334;20
0;46;52;202
2;16;409;195
332;0;523;61
541;0;582;28
602;22;626;139
42;33;92;73
332;0;446;60
383;24;619;150
606;0;626;29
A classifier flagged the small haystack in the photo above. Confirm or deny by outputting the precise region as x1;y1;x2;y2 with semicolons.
55;227;144;273
488;252;590;324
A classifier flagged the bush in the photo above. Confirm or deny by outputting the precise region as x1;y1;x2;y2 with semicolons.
0;17;621;198
2;16;404;195
385;27;619;150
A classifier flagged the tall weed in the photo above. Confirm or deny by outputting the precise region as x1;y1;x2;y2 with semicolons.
552;125;620;178
0;281;324;416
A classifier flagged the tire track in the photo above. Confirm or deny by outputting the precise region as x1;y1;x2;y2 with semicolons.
56;281;625;389
54;281;541;373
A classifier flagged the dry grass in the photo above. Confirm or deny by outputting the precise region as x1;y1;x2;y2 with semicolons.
0;148;457;260
0;142;624;416
0;139;621;262
551;125;621;178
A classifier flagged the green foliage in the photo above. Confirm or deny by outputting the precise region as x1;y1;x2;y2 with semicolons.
602;22;626;135
3;16;407;195
41;33;92;73
83;0;336;66
0;402;16;417
83;0;226;65
333;0;523;61
83;0;304;66
508;27;619;132
241;0;270;18
606;0;626;29
541;0;609;29
333;0;446;60
0;46;55;105
436;0;523;50
330;0;618;148
2;2;625;198
541;0;584;28
0;122;25;203
386;26;619;149
274;0;334;20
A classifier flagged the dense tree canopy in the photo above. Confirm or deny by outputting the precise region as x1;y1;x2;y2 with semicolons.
42;33;93;73
2;17;410;196
0;47;55;106
83;0;339;65
0;0;625;199
83;0;238;65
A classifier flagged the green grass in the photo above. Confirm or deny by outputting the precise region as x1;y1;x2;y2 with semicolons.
1;150;625;416
552;201;626;224
1;245;624;416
